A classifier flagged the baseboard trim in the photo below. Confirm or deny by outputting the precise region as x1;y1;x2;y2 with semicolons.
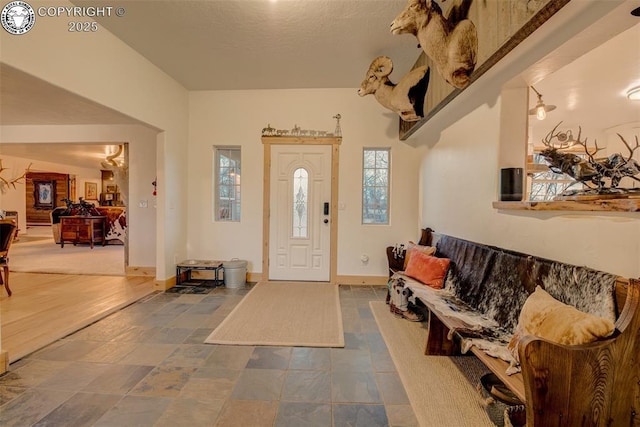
126;266;156;277
336;275;387;285
155;276;176;291
0;350;8;374
247;272;262;283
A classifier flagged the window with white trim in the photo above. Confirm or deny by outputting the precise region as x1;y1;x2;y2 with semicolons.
213;146;241;221
528;151;586;201
362;148;390;224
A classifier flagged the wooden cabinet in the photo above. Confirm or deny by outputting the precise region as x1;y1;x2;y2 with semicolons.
60;216;106;249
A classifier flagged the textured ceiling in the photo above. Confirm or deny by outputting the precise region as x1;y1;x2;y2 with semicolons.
0;142;117;171
72;0;420;91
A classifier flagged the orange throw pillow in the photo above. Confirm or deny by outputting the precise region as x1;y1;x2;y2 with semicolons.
405;252;450;289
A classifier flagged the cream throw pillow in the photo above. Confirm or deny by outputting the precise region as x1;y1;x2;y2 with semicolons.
403;242;437;270
508;286;615;362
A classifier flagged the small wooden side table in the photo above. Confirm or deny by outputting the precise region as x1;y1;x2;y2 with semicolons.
60;216;106;249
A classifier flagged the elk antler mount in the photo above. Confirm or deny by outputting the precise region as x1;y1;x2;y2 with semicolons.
0;159;32;194
539;122;640;197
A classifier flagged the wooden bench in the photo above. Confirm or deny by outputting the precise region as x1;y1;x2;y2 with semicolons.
390;230;639;426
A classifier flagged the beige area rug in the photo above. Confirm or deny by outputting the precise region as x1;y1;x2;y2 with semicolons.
205;282;344;347
370;301;495;427
9;233;124;276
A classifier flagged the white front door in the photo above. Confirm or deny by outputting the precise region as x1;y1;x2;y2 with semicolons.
269;145;332;281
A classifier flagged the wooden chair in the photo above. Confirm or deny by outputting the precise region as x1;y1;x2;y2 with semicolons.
0;219;17;296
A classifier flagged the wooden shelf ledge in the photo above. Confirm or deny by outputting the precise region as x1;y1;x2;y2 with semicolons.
493;198;640;212
261;136;341;145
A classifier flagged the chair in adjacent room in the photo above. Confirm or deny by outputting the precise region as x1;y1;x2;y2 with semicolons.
0;219;18;296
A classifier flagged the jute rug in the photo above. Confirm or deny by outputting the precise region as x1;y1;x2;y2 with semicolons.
205;282;344;347
370;301;495;427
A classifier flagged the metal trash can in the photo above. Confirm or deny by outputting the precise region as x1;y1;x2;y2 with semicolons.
223;258;247;288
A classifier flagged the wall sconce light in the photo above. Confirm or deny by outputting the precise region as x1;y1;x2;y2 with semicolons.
627;86;640;100
528;86;556;120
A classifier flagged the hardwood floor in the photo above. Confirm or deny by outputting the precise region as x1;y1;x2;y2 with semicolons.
1;272;156;363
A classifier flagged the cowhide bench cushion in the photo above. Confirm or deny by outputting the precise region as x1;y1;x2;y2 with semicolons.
390;233;619;373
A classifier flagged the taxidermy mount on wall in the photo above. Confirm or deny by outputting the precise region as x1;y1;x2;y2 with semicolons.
358;56;430;122
541;122;640;196
391;0;477;89
0;159;30;194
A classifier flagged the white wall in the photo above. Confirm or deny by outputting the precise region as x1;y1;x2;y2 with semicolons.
188;89;426;278
0;125;158;268
0;0;189;279
418;96;640;278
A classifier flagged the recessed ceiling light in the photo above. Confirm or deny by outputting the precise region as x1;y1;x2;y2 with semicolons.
627;86;640;100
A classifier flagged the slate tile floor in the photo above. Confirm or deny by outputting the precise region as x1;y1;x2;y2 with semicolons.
0;284;419;426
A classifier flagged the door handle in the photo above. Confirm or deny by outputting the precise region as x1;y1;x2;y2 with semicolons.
323;202;330;215
323;219;329;224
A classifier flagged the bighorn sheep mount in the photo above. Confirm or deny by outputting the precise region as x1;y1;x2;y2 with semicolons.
391;0;478;89
358;56;430;122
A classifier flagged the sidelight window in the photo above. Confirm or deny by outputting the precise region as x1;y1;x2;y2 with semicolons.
214;146;241;221
362;148;390;224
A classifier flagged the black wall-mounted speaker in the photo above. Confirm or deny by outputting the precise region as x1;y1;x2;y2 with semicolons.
500;168;523;201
